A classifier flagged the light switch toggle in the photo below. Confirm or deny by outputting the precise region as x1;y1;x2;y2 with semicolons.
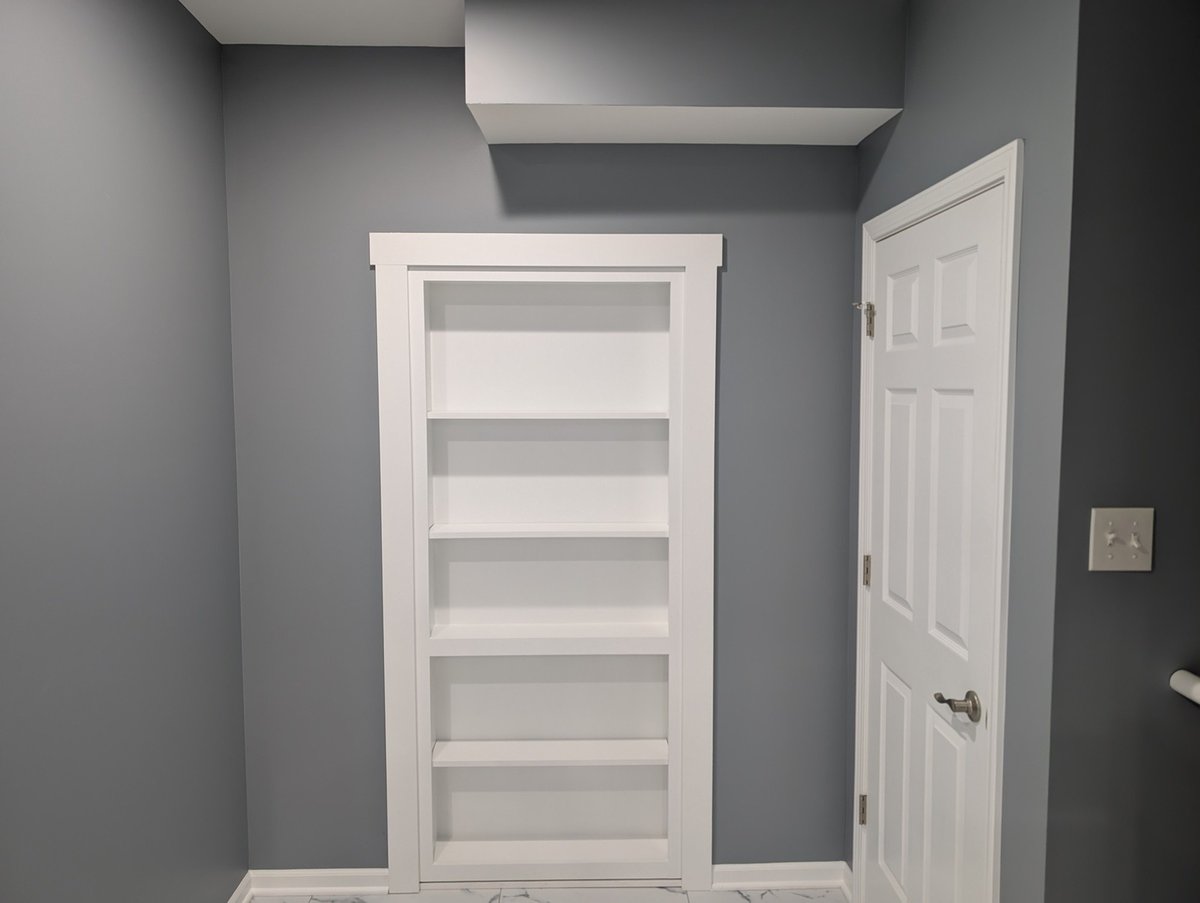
1089;508;1154;572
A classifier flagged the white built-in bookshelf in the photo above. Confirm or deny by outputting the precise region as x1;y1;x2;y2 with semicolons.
372;234;720;891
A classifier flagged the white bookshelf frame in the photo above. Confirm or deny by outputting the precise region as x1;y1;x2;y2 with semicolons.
372;233;721;892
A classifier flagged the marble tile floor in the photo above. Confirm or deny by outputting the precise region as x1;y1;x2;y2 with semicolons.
255;887;847;903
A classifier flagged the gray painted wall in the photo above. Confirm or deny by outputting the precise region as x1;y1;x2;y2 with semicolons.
1045;2;1200;899
854;2;1080;899
222;45;859;868
465;0;905;109
0;1;247;902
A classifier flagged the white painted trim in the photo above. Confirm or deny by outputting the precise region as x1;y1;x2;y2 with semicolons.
665;272;686;882
226;871;252;903
248;868;391;897
423;879;683;890
376;264;421;893
851;140;1023;903
711;861;852;894
247;866;851;898
369;232;723;270
862;141;1024;242
678;263;717;893
466;103;902;146
407;271;436;884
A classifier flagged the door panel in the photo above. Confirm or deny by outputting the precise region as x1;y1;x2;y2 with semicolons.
883;389;917;619
929;389;973;657
878;665;913;901
923;710;966;903
863;184;1007;903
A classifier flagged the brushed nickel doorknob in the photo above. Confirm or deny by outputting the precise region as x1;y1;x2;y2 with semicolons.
933;689;982;723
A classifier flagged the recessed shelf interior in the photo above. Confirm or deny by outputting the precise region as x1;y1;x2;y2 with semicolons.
426;280;669;415
430;537;668;633
430;623;669;641
431;739;669;768
427;632;669;658
429;655;671;859
431;837;670;867
434;765;667;843
405;266;691;881
429;419;667;526
431;655;668;742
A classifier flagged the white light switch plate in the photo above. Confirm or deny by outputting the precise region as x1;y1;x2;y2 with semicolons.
1089;507;1154;572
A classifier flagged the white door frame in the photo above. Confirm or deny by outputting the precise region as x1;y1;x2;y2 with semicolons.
852;141;1024;903
371;233;722;893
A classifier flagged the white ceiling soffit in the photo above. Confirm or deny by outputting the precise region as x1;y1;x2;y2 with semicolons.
178;0;465;46
468;104;903;146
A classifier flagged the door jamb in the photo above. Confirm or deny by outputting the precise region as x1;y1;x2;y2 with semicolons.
851;141;1024;903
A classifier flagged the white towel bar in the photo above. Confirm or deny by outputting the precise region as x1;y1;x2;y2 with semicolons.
1169;670;1200;706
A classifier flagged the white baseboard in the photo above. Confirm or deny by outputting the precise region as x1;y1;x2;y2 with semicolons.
248;868;391;897
227;871;253;903
711;861;852;897
426;880;680;890
244;863;852;900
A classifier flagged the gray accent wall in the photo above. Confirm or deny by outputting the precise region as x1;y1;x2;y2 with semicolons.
0;1;247;902
1045;1;1200;900
854;2;1081;899
465;0;906;109
222;45;859;868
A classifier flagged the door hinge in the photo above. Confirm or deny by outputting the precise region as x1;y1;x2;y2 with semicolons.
862;554;872;587
859;794;868;826
854;301;876;339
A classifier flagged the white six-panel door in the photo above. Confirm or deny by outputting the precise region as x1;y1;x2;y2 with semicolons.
857;142;1021;903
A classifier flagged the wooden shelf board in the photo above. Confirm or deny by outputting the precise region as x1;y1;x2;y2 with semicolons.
431;739;669;769
429;523;669;540
427;629;670;657
432;838;670;866
428;411;668;421
431;622;669;640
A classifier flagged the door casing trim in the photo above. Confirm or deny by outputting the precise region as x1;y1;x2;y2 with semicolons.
852;140;1024;903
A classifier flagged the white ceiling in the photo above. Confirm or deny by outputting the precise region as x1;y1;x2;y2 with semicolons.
178;0;465;46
